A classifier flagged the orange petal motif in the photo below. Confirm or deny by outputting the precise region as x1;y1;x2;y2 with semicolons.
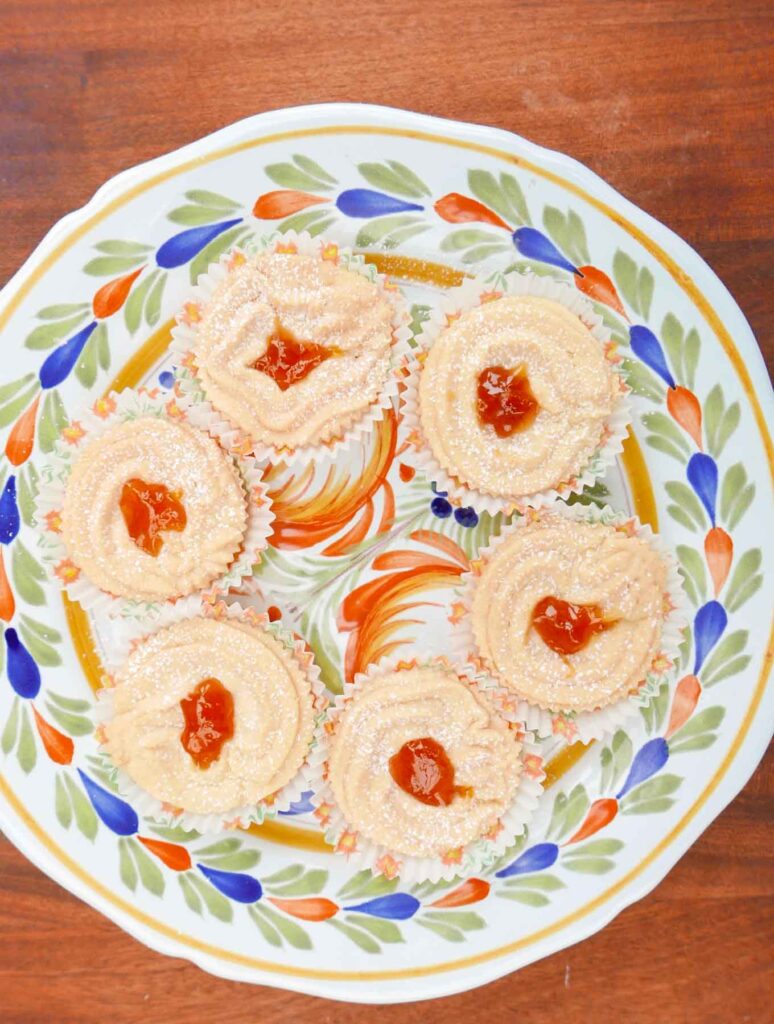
5;394;40;466
321;499;374;557
267;897;339;921
704;526;733;596
566;798;618;844
266;410;398;549
433;193;511;230
575;266;629;320
137;835;192;872
0;549;15;623
666;386;703;449
92;266;145;319
430;877;490;908
252;190;327;219
665;674;702;739
32;707;74;765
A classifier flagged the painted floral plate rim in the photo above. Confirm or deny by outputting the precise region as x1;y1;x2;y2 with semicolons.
0;103;771;1004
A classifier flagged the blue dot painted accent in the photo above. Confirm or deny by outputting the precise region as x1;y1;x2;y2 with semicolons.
158;370;175;389
5;628;41;699
430;496;452;519
454;506;479;528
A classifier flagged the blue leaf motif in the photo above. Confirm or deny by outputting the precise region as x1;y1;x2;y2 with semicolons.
39;321;98;390
629;326;676;388
495;842;559;878
155;218;243;269
693;600;728;674
512;228;578;275
616;738;669;799
335;189;423;218
197;864;262;903
687;453;718;525
5;628;41;699
0;475;21;544
345;893;421;920
77;769;139;835
278;789;315;816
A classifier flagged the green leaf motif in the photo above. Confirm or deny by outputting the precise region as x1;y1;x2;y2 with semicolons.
668;734;718;754
2;698;20;755
291;155;337;186
124;269;159;335
188;225;252;285
119;838;138;892
547;784;589;842
608;731;633;792
45;702;92;736
642;412;691;458
345;913;403;943
128;840;165;896
703;655;752;688
563;839;623;858
462;243;511;264
612;251;639;315
262;863;304;886
670;707;724;747
83;255;145;277
665;481;706;529
660;313;684;385
12;541;47;605
355;213;425;249
358;161;430;199
64;774;98;840
184;189;241;210
37;303;90;320
424;911;484;931
336;868;398;901
96;322;110;372
623;774;682;806
638;267;655;320
0;383;40;430
258;902;312;949
468;169;531;227
16;708;36;773
277;208;331;236
74;330;99;388
145;271;167;327
499;890;550;907
199;850;261;872
265;158;335;193
25;313;89;351
248;904;282;946
151;824;201;842
542;207;589;268
621;358;662;402
700;630;747;682
188;873;233;922
563;857;616;874
646;435;688;465
195;837;243;857
621;797;676;815
725;549;762;613
94;239;153;256
683;328;700;390
54;773;72;829
169;205;233;227
504;874;565;892
440;228;506;252
19;622;61;667
268;868;328;897
327;918;381;953
178;873;203;915
676;545;707;606
416;919;465;942
47;690;88;710
38;390;68;453
18;465;39;527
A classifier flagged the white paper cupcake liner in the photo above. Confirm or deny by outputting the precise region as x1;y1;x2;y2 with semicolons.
451;502;688;743
170;230;415;471
400;271;632;516
93;596;328;834
307;656;545;884
33;387;274;621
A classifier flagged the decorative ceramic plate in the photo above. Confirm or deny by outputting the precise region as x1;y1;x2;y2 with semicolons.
0;104;771;1004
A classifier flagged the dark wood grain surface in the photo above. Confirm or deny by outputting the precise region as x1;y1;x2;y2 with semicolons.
1;1;772;1020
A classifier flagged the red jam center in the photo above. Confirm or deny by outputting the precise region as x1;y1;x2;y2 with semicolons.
252;321;334;391
388;737;471;806
180;677;235;770
119;478;186;557
531;596;613;655
477;364;539;437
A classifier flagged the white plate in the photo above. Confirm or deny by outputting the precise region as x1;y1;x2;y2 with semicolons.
0;104;771;1003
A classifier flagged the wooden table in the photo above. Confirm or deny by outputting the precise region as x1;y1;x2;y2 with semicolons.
1;1;772;1020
